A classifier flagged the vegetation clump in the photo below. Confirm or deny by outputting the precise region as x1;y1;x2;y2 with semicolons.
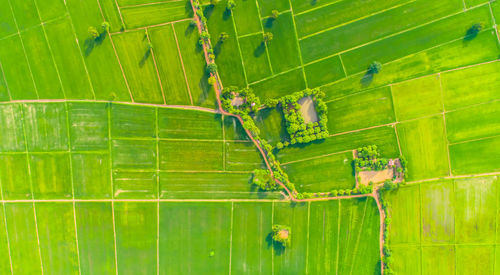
226;0;236;12
272;224;291;247
354;145;389;172
368;61;382;74
271;10;280;19
277;88;329;147
251;169;277;190
221;86;260;114
263;32;273;44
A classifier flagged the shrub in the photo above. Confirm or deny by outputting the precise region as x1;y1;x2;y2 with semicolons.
271;9;279;19
263;32;273;43
368;61;382;74
101;21;110;33
272;224;291;247
251;169;277;191
88;26;99;39
206;63;218;74
226;0;236;11
219;32;229;42
208;76;217;86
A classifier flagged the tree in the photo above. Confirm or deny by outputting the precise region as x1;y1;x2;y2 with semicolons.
251;169;276;190
272;224;291;247
276;142;284;149
226;0;236;11
206;63;218;74
368;61;382;74
101;21;110;33
263;32;273;44
219;32;229;42
271;9;279;19
88;26;99;39
208;76;217;86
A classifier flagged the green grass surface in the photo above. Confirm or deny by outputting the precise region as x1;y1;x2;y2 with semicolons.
283;151;355;192
326;86;396;134
456;245;495;275
99;0;124;32
421;180;455;243
397;115;450;181
304;55;345;88
277;125;399;163
225;141;264;171
159;140;224;170
253;107;287;145
75;202;116;274
23;103;69;151
121;1;192;29
385;184;421;244
256;0;290;16
67;0;131;101
30;153;72;199
446;100;500;143
72;153;111;199
0;154;31;200
68;102;109;151
113;171;158;199
250;68;306;100
148;25;191;105
205;1;247;88
441;61;500;110
232;0;262;35
114;202;157;275
0;104;25;152
111;103;156;138
449;135;500;175
0;207;9;274
262;12;301;74
391;75;443;121
238;34;273;83
112;30;164;103
421;246;455;274
173;20;216;107
112;139;157;169
158;108;222;139
224;115;250;141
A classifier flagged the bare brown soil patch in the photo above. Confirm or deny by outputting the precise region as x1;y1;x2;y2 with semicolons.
298;96;318;123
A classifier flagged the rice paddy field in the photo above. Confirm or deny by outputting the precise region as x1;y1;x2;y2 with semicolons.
0;0;499;273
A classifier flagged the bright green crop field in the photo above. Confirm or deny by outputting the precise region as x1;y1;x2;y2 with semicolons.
0;0;499;273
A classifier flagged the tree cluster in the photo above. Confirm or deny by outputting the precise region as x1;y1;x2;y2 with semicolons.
354;145;390;172
221;86;261;114
87;21;110;40
251;169;277;191
276;88;329;148
271;224;291;247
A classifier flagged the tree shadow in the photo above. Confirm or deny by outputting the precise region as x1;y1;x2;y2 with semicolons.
265;232;286;256
360;71;374;87
184;22;196;36
139;49;151;67
254;42;266;57
213;40;222;57
463;27;480;47
185;0;194;17
204;5;215;20
223;8;232;21
84;31;107;57
264;17;275;28
310;0;317;5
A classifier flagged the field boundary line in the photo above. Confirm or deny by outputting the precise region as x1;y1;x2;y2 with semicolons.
489;2;500;45
302;5;492;71
254;0;274;75
0;172;14;274
305;201;311;274
113;0;126;28
0;14;70;43
171;24;194;105
248;65;302;86
338;54;348;77
389;85;403;155
438;73;453;176
280;149;353;165
292;0;344;17
453;180;458;274
418;182;424;272
119;0;184;9
495;173;499;275
449;133;500;146
19;104;45;275
107;102;119;275
329;122;395;137
145;30;167;105
96;0;135;102
230;13;250;86
2;99;218;112
222;116;226;171
33;0;67;99
335;200;341;275
1;198;284;203
108;18;191;35
297;0;416;40
6;0;40;99
288;0;308;88
63;1;97;100
64;102;82;275
155;108;160;275
348;199;369;275
405;172;500;185
0;61;13;101
228;201;234;275
271;201;274;275
237;31;262;39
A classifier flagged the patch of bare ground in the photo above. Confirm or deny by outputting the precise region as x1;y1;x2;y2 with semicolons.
298;96;318;123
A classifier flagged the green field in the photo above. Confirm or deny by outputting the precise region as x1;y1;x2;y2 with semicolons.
1;0;500;273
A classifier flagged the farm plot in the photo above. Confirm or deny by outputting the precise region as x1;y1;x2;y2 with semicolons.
326;86;396;134
277;125;399;164
396;115;450;181
387;175;500;274
120;1;192;29
225;141;265;171
282;151;355;192
253;107;287;145
449;135;500;175
157;108;222;140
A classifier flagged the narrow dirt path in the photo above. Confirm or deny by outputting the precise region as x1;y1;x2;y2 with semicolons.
189;2;385;273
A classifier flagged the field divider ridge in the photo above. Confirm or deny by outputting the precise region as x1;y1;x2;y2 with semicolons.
145;29;167;105
0;61;12;101
171;23;194;105
287;0;308;87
